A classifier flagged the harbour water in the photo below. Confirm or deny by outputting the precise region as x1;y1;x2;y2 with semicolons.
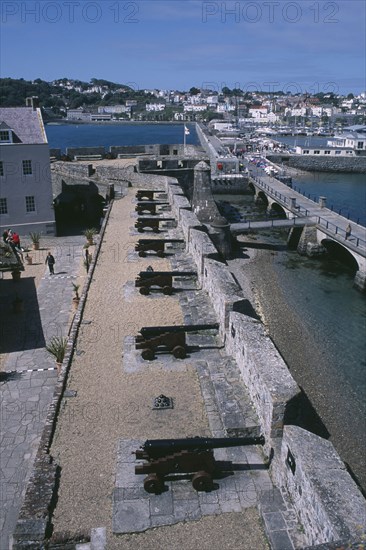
45;122;199;150
46;123;366;491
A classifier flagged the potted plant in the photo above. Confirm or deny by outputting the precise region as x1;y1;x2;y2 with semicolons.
46;336;68;374
83;228;97;246
29;231;41;250
72;283;80;309
12;293;24;313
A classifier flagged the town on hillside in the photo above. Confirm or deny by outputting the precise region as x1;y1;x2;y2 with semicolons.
1;77;365;129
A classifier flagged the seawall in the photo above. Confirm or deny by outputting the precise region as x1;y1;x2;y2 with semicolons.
267;154;366;173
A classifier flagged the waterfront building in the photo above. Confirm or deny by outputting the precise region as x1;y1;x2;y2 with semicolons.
0;98;56;236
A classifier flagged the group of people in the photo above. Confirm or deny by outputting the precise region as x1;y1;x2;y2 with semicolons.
2;228;24;261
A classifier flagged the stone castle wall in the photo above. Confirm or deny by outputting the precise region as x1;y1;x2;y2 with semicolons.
168;180;366;547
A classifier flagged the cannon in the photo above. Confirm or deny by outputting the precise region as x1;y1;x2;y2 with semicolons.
135;435;265;493
136;189;165;201
135;201;170;215
135;323;219;360
135;239;184;257
135;270;197;295
135;217;176;233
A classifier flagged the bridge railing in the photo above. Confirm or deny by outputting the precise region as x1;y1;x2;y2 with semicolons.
315;216;366;249
251;174;366;252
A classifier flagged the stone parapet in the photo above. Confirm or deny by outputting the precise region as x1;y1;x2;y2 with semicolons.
271;426;366;547
226;311;300;447
201;257;244;333
187;227;218;278
178;209;202;243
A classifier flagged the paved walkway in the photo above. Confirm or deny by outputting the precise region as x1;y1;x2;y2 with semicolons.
0;236;84;550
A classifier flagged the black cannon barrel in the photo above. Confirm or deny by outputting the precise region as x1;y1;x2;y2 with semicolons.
137;201;169;205
137;217;176;221
137;239;184;244
141;436;265;459
138;271;197;278
140;323;219;337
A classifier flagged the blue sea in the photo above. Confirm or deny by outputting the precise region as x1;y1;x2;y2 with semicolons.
45;123;366;489
45;122;199;150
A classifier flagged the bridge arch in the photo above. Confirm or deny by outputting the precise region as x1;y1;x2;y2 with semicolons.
268;202;287;219
320;238;360;271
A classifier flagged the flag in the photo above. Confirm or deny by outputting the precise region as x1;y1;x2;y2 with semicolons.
184;126;190;135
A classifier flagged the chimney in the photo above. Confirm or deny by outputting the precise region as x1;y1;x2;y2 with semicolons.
26;96;40;110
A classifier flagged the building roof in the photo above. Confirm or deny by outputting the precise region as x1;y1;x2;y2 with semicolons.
0;107;47;144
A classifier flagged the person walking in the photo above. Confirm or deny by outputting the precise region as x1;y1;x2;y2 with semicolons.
45;251;55;274
345;223;352;240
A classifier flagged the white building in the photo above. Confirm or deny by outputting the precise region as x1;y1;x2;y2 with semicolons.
183;104;207;112
0;99;56;236
145;103;166;112
248;106;268;119
66;107;91;121
98;105;131;114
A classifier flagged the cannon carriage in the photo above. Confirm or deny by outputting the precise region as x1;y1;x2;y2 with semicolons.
136;189;166;201
135;217;176;233
135;201;170;215
135;270;197;295
135;323;219;360
135;239;185;257
135;435;265;493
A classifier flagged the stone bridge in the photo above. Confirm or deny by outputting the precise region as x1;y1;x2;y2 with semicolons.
233;170;366;291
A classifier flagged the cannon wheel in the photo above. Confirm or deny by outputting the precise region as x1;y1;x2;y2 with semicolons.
144;474;164;494
139;287;150;295
141;348;155;360
173;345;186;359
192;471;213;491
137;228;144;233
157;250;165;258
162;286;173;295
138;251;147;257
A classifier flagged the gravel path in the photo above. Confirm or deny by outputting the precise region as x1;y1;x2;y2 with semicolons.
50;190;270;549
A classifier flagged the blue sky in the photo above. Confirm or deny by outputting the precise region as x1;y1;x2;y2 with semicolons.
1;0;365;94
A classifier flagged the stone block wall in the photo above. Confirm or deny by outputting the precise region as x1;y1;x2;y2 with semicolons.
267;154;366;173
201;258;244;332
226;311;300;448
187;227;218;278
178;209;203;243
271;426;366;547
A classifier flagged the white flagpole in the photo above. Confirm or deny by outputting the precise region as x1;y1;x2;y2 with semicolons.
183;123;186;153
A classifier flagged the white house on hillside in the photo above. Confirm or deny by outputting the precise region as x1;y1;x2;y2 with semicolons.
0;99;56;237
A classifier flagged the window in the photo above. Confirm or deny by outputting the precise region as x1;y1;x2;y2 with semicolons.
0;130;11;142
0;198;7;214
22;160;32;175
357;142;364;149
0;161;3;176
303;150;309;154
324;151;331;155
335;151;342;155
314;150;320;155
25;196;36;212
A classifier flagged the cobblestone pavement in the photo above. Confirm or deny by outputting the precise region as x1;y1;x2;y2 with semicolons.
0;236;85;550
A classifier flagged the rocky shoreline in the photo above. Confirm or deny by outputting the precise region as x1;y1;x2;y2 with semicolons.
230;239;366;495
